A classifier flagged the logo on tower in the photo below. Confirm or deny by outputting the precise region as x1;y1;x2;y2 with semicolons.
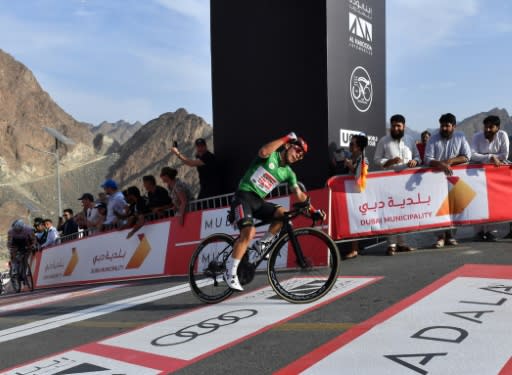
350;66;373;112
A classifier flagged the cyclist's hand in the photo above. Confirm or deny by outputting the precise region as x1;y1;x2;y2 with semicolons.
311;209;326;222
284;132;298;143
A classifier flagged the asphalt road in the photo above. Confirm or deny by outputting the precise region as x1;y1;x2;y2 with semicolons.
0;232;511;374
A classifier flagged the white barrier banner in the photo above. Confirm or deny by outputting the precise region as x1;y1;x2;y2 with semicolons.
345;168;489;234
36;222;170;286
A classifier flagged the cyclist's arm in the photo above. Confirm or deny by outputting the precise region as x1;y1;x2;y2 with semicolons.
258;133;297;158
291;185;308;203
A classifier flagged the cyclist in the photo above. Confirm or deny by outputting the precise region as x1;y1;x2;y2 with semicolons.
7;219;36;275
225;132;325;291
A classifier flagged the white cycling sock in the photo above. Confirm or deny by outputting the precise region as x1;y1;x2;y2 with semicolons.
229;258;240;278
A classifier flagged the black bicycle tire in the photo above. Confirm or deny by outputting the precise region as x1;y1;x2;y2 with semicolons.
267;227;340;303
189;233;235;304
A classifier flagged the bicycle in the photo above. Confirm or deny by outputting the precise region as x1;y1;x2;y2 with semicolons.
9;246;35;293
189;203;341;304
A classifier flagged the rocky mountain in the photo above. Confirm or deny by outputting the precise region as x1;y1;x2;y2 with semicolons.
92;120;143;145
108;108;213;197
0;49;94;183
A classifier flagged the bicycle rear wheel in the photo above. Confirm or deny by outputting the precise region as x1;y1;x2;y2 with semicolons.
189;233;235;303
267;228;340;303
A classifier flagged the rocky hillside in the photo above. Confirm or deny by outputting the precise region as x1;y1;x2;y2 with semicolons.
0;49;94;183
92;120;143;145
108;108;213;197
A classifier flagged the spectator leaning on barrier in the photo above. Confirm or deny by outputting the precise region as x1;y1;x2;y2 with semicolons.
142;175;172;216
33;217;47;247
41;219;59;248
101;179;128;228
170;138;221;199
58;208;79;241
124;186;150;239
424;113;471;249
470;115;510;241
94;202;107;230
343;134;369;260
416;130;431;165
374;114;420;256
77;193;101;234
160;166;193;225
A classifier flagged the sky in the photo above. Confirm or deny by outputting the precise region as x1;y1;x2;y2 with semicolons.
0;0;511;131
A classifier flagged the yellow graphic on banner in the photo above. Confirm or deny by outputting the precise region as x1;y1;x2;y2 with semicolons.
64;247;79;276
436;176;477;216
126;233;152;269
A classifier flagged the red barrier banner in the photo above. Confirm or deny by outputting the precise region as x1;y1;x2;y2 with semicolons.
328;164;512;240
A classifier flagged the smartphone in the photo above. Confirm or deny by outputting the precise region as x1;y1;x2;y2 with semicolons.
173;141;178;148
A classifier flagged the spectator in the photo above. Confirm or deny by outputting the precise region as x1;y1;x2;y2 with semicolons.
97;192;108;205
424;113;471;249
41;219;59;248
329;147;350;176
142;175;172;216
416;130;431;164
124;186;150;239
374;114;420;255
7;219;36;263
33;217;48;247
470;115;510;241
101;179;128;228
76;193;101;235
342;134;368;259
170;137;221;200
160;166;193;225
58;208;79;241
94;202;107;231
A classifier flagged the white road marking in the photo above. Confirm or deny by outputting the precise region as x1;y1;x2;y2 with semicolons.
0;282;196;343
0;284;121;315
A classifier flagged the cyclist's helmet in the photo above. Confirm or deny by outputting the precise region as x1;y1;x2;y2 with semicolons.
12;219;25;232
290;137;308;154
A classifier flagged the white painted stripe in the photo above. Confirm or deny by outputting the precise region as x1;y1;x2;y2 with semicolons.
0;282;197;343
0;284;121;315
102;277;377;360
302;277;512;375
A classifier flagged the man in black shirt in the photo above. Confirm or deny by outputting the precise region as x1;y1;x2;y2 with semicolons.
170;138;221;199
143;175;172;215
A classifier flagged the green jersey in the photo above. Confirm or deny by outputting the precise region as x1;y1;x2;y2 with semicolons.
238;151;298;198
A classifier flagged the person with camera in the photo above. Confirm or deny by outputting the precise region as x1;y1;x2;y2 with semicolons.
223;132;325;291
170;138;221;200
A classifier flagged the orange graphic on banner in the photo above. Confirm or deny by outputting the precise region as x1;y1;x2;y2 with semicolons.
64;247;79;276
126;233;151;269
436;176;477;216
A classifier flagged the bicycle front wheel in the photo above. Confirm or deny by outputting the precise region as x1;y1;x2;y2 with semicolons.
267;228;340;303
189;233;235;304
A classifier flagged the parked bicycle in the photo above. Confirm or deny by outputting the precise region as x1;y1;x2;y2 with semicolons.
9;246;35;293
189;203;341;304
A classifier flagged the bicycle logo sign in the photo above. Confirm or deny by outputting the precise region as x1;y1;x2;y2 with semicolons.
151;309;258;346
350;66;373;112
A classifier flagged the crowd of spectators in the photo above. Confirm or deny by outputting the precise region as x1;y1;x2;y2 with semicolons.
22;137;220;246
338;112;511;260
